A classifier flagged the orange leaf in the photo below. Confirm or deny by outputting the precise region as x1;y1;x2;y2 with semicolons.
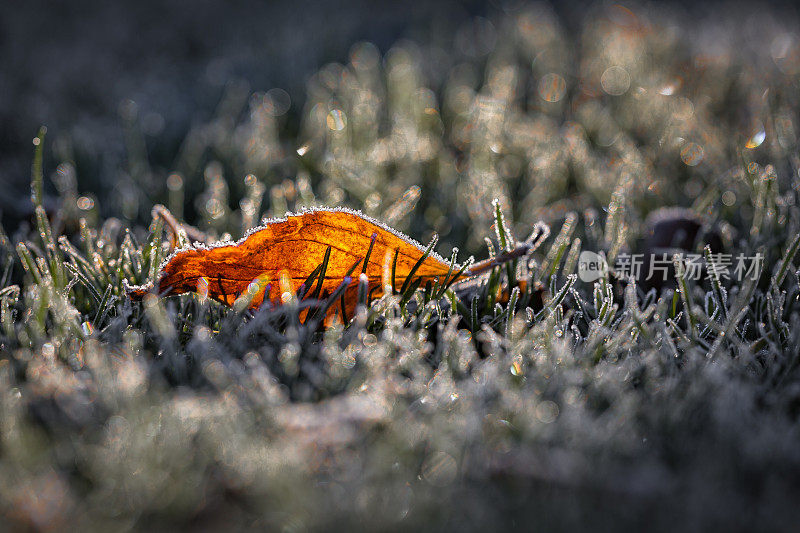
127;208;458;322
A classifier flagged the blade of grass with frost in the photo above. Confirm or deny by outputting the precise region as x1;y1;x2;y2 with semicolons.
309;246;333;300
702;292;719;326
78;218;96;256
64;263;103;306
529;274;576;324
399;277;423;309
492;199;516;287
332;258;368;322
59;236;97;278
436;255;473;300
0;285;18;301
704;245;728;321
491;302;504;323
147;217;165;281
36;206;66;290
433;249;458;299
470;295;479;333
399;235;438;297
30;126;46;208
593;280;603;317
567;286;590;326
673;254;696;336
356;235;377;278
483;266;501;314
623;280;655;341
660;321;680;359
0;233;12;288
538;213;576;281
772;232;800;289
605;183;628;264
709;251;763;358
750;169;772;237
357;273;370;307
390;247;400;295
444;289;459;320
30;130;67;290
597;278;616;327
122;232;143;281
562;237;581;277
0;286;18;337
765;291;789;344
484;237;496;258
92;285;115;328
422;279;433;304
667;316;692;346
318;277;353;323
295;265;319;301
16;242;42;286
300;255;334;321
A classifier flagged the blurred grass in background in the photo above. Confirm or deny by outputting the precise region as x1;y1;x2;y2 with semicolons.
3;1;800;530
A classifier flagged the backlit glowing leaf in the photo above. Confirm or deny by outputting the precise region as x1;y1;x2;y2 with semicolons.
127;205;543;324
127;208;457;322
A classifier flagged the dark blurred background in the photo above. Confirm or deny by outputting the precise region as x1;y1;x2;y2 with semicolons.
1;0;797;230
0;0;495;227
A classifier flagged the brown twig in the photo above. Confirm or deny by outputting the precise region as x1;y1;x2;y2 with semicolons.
151;204;208;249
465;243;533;277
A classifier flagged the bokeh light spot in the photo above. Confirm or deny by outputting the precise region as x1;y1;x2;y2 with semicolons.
601;66;631;95
77;196;94;210
745;127;766;149
722;190;736;206
264;88;291;116
680;142;704;166
326;109;347;131
538;73;567;103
